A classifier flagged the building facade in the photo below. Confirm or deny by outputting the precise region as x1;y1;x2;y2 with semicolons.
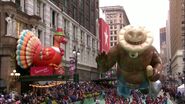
160;27;168;76
60;0;99;80
100;6;130;47
99;6;130;77
168;0;184;80
0;0;99;90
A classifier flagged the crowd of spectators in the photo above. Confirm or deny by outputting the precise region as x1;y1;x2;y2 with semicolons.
0;82;103;104
0;81;178;104
103;88;169;104
161;85;185;104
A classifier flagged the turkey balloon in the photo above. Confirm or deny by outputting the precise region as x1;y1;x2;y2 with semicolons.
16;28;67;75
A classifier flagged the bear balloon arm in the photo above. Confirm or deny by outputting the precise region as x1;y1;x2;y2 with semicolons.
96;52;109;72
148;49;163;82
96;45;118;72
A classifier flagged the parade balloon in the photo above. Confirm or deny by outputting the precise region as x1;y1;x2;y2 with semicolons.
16;28;67;75
96;25;163;98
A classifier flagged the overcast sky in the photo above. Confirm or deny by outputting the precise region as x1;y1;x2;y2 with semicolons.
99;0;169;51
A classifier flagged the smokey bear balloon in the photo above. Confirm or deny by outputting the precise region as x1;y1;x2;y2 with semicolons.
96;25;163;97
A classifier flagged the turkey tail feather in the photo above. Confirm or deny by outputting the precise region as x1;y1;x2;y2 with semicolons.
16;30;41;69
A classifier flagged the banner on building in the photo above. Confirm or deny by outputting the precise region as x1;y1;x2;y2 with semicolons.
99;18;110;53
69;57;75;76
30;66;53;76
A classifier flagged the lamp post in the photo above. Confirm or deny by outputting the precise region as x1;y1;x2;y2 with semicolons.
10;70;20;79
183;70;185;96
10;69;20;91
73;46;80;83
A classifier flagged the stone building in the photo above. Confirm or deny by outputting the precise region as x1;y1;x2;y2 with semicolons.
159;27;169;83
0;0;99;91
60;0;99;81
100;6;130;72
167;0;184;78
100;6;130;47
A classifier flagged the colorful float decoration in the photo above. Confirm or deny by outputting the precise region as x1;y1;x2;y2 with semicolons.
96;25;163;97
16;28;67;76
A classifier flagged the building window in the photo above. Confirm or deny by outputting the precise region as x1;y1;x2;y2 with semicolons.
15;0;25;12
63;0;68;11
64;19;69;36
80;30;84;44
72;25;77;40
114;20;116;23
120;20;122;23
92;39;95;49
110;31;113;35
73;6;77;20
111;36;113;41
64;0;68;7
87;35;90;47
16;21;24;37
37;0;41;16
115;42;118;45
114;36;117;40
80;13;84;25
15;0;21;10
182;21;185;24
87;50;90;62
38;30;42;39
79;0;84;10
81;48;84;62
120;25;122;29
111;42;113;46
42;3;45;22
50;34;53;46
16;21;20;37
51;10;57;28
110;26;113;29
114;25;117;29
114;31;117;34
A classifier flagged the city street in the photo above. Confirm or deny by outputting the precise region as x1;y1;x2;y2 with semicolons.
0;0;185;104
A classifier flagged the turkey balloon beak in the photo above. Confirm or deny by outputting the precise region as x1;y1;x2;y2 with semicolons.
61;36;67;44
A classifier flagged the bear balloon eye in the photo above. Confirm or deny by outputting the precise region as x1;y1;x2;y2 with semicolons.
128;31;134;36
137;32;143;36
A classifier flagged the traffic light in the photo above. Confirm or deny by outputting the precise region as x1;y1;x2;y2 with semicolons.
73;73;79;83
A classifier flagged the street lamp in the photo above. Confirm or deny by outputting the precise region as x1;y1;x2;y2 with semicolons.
183;70;185;96
73;46;80;83
10;69;20;81
9;69;20;91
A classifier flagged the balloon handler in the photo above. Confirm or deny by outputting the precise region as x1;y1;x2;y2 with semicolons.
96;25;163;98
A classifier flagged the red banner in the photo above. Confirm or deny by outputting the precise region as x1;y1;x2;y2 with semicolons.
99;18;110;53
30;66;54;76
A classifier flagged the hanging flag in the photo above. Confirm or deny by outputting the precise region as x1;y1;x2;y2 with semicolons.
69;57;75;76
99;18;110;53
